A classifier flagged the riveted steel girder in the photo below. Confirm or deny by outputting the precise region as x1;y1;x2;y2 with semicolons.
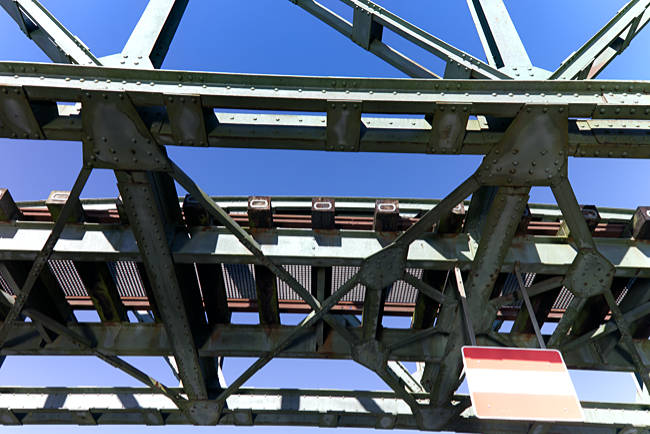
2;1;650;431
2;62;650;158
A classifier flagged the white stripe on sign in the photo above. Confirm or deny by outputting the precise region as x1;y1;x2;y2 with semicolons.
464;368;576;396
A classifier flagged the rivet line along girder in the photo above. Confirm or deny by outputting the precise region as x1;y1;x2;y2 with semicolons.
0;0;100;66
115;171;208;401
0;387;647;430
1;62;650;118
550;0;650;80
289;0;439;79
2;320;650;372
335;0;511;80
3;66;650;157
8;109;650;159
0;224;648;277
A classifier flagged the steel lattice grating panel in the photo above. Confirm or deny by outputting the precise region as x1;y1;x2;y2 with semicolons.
2;259;629;315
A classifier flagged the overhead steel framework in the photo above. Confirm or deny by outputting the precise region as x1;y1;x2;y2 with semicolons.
0;0;649;431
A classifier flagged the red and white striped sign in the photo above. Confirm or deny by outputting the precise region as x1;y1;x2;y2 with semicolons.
462;346;584;421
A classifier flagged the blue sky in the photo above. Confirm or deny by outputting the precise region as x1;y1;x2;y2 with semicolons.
0;1;648;432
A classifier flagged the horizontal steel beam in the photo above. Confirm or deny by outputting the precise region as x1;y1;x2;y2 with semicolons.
551;0;650;79
0;386;646;431
0;62;648;117
14;196;638;222
0;0;99;65
17;109;650;159
2;62;650;158
1;322;647;372
0;224;647;276
290;0;439;78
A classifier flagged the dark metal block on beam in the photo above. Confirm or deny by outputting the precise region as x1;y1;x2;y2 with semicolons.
558;204;601;236
248;196;273;229
81;91;170;171
326;100;362;152
135;261;161;321
0;189;21;221
436;203;465;234
183;194;210;227
46;190;84;223
164;94;214;147
373;199;399;232
632;206;650;240
361;285;387;342
352;6;383;49
0;86;45;140
311;197;335;230
427;104;470;154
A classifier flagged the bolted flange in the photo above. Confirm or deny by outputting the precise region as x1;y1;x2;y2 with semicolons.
81;91;170;171
477;104;568;187
359;244;407;290
351;339;388;372
184;400;222;425
563;248;615;298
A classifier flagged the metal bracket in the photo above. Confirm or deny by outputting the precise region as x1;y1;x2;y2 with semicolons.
164;94;213;146
427;104;470;154
477;105;568;186
453;267;476;346
352;6;383;49
351;339;388;372
184;400;222;425
81;91;170;171
0;86;44;139
326;100;362;152
563;249;615;298
359;244;407;290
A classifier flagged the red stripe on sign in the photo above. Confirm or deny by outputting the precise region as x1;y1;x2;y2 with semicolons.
463;347;562;364
471;392;583;421
463;357;566;372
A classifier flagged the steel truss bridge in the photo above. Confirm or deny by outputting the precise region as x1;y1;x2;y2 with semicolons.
0;0;649;432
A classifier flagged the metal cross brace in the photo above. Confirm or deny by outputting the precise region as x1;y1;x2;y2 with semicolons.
514;262;546;349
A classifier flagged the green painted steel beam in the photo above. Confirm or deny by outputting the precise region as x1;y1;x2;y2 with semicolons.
550;0;650;79
0;61;648;117
466;0;531;69
2;63;650;157
115;171;208;401
0;0;100;65
0;386;646;431
290;0;438;78
298;0;511;79
0;223;647;276
1;322;648;372
102;0;188;69
20;109;650;159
